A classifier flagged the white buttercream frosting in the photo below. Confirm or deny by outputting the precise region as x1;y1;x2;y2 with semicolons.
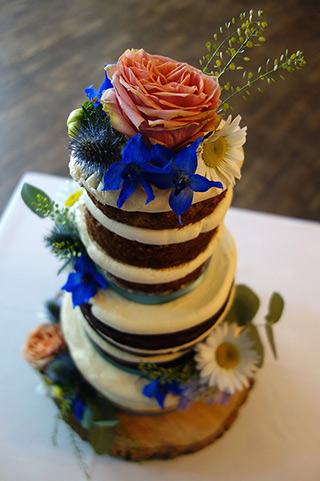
83;187;232;245
69;155;225;213
61;294;179;412
61;272;235;411
82;287;234;356
76;204;225;284
90;228;236;336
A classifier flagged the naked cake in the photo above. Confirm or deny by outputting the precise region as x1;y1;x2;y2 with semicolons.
22;10;302;458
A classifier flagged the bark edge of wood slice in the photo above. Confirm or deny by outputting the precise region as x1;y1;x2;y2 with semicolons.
110;381;253;461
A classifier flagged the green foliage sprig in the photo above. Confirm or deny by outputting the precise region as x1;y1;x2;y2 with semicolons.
44;224;85;272
225;285;285;366
219;49;306;112
201;10;267;77
21;183;85;271
200;10;306;112
139;359;198;385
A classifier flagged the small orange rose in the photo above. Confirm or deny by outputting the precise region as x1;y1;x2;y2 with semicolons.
22;323;67;370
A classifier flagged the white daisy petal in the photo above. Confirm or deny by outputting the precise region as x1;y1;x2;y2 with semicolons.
197;115;247;189
222;159;242;177
194;322;259;394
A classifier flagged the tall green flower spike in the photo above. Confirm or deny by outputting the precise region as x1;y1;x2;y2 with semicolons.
200;10;306;112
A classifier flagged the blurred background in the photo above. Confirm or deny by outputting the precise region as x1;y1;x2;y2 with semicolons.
1;0;319;220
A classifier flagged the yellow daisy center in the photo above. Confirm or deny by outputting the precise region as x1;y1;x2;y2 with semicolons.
202;136;227;168
65;190;82;207
216;342;240;369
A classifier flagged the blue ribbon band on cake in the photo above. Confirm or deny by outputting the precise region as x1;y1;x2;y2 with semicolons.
106;267;208;305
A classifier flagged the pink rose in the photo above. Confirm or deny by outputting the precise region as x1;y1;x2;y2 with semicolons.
22;323;67;370
101;49;221;151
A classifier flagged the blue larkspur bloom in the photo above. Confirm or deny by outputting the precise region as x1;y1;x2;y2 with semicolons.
102;133;166;209
61;255;108;307
84;63;113;107
142;378;185;410
147;138;223;224
63;391;86;421
72;397;86;421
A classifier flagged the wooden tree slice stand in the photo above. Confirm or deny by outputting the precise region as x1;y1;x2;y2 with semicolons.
110;383;252;461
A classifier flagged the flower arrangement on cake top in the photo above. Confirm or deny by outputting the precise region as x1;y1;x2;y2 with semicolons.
65;9;304;222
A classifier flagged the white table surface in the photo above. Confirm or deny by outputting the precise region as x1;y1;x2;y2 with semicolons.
1;172;320;481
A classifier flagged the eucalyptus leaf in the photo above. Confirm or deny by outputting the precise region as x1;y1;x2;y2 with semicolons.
266;292;284;325
246;324;264;368
80;406;94;430
21;183;52;218
225;285;260;326
93;419;119;428
89;426;116;455
266;324;278;359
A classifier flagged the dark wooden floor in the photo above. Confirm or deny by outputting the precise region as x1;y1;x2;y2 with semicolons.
1;0;319;221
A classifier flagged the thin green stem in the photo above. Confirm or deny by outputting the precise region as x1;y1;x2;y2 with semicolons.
218;29;258;78
218;61;285;112
203;29;237;74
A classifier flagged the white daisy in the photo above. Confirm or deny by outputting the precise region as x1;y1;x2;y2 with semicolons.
194;322;259;395
55;180;83;211
196;115;247;188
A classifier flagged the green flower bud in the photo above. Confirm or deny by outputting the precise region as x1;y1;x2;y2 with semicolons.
67;108;84;138
51;384;64;400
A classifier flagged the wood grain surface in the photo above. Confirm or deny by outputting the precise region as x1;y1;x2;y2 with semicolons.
63;384;252;461
1;0;319;220
111;386;251;461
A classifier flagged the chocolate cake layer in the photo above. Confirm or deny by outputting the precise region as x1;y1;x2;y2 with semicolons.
89;337;194;371
80;290;231;351
85;208;217;268
86;189;227;229
106;262;208;294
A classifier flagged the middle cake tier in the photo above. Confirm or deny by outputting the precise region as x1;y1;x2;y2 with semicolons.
71;225;236;372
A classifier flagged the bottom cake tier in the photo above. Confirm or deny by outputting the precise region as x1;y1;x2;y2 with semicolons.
61;227;237;413
63;385;253;461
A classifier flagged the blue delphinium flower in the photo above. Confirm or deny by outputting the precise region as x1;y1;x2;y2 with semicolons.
84;64;113;107
102;133;166;209
72;396;86;421
61;254;108;307
147;138;223;224
142;378;185;409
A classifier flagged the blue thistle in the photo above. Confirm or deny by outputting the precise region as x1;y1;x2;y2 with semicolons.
68;112;125;184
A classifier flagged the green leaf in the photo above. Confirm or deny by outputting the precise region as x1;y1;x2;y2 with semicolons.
225;284;260;326
21;183;52;218
87;397;118;427
93;419;119;428
266;293;284;325
89;426;116;455
265;324;278;359
246;324;264;368
80;406;94;430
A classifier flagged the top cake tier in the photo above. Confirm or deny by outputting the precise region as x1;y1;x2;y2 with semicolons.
70;153;234;295
67;49;247;296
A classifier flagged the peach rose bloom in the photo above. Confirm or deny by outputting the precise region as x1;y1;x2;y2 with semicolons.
22;323;67;370
101;49;221;151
